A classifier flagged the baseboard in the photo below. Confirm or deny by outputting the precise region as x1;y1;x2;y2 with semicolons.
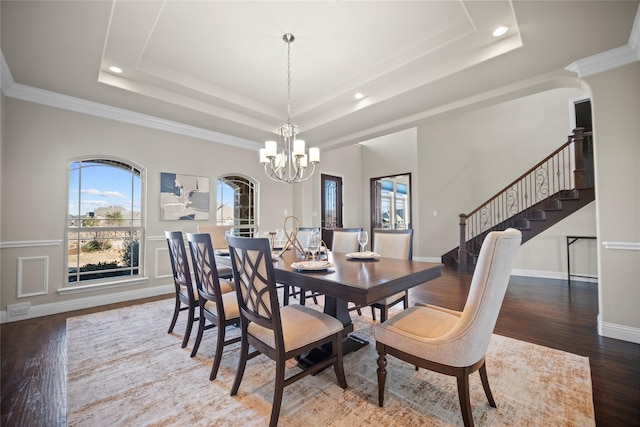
598;314;640;344
511;268;597;283
0;283;174;324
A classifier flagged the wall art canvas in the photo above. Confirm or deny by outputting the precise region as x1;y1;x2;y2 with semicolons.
160;172;210;220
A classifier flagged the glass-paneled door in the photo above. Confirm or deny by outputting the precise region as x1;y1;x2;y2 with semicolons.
321;174;343;248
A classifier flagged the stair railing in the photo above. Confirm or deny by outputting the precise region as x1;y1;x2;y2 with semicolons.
458;128;593;273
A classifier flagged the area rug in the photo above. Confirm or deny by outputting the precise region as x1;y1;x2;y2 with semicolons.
67;299;595;426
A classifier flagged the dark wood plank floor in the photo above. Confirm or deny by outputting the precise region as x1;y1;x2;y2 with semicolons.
2;266;639;426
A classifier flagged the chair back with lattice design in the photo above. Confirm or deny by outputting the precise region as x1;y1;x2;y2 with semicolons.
165;231;195;303
226;235;284;347
187;233;227;317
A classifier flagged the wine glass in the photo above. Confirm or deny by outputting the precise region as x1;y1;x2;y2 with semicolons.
275;228;284;247
307;230;321;261
358;230;368;253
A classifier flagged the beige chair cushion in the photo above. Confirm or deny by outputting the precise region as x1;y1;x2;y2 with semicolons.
181;280;233;301
203;291;240;320
179;285;198;301
220;279;235;294
248;304;343;352
374;305;462;365
375;291;406;305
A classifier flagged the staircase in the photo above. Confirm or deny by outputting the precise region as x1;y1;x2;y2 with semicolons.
442;129;594;274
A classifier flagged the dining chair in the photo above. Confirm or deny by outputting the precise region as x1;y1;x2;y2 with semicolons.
374;228;522;427
331;227;362;253
187;233;241;379
367;228;414;322
197;225;234;279
165;231;199;348
226;235;348;427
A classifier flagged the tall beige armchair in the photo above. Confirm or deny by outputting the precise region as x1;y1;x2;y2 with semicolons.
197;225;233;249
374;228;522;427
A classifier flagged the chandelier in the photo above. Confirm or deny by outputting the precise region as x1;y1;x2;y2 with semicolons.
260;33;319;184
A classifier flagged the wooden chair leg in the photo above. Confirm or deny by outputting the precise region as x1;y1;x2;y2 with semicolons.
381;306;389;323
376;349;387;407
456;373;474;427
332;335;348;389
168;298;180;333
182;306;195;348
270;358;286;427
190;310;206;357
210;323;225;380
371;306;377;321
478;361;497;407
230;336;249;396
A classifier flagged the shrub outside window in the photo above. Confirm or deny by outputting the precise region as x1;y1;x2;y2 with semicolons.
67;158;143;283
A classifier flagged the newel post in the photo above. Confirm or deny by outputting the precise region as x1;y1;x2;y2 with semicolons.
459;214;468;274
572;127;586;188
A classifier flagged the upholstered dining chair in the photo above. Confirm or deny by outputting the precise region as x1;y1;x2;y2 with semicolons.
197;225;234;279
187;233;241;379
368;228;414;322
226;235;348;427
374;228;522;427
165;231;199;348
331;227;362;253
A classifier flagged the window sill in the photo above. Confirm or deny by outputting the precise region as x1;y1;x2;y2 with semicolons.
58;276;149;295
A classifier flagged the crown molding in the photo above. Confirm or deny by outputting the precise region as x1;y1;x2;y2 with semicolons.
566;7;640;77
565;44;640;77
0;50;259;151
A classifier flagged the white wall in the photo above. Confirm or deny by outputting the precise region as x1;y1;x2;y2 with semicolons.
0;97;295;315
584;62;640;340
414;87;592;268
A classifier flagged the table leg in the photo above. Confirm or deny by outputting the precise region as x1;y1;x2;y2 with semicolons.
297;296;368;369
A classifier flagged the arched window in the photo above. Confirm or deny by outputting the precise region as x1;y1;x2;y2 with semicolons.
67;158;144;284
216;175;257;237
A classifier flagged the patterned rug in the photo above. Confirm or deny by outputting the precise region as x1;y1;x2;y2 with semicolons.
67;299;595;426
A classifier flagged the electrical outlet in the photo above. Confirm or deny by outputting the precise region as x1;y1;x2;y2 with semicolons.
8;302;30;318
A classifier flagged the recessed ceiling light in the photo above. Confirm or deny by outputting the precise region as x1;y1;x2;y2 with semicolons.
354;92;364;100
109;66;123;74
492;26;508;37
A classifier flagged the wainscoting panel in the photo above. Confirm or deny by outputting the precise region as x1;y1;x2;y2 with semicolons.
17;256;49;297
155;247;172;279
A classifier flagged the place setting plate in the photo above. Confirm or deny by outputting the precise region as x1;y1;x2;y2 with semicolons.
291;260;335;272
345;251;381;260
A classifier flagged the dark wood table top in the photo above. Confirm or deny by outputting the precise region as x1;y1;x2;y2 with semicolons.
271;249;444;306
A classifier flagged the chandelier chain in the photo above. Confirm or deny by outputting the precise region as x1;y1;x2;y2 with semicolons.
286;35;292;124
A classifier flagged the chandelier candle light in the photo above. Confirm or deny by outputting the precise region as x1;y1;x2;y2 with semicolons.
260;33;320;184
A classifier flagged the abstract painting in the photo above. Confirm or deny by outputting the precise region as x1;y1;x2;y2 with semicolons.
160;172;210;220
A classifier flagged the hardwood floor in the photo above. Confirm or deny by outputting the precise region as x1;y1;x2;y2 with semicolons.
2;267;639;426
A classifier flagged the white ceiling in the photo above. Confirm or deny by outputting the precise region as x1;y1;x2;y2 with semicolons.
1;1;639;152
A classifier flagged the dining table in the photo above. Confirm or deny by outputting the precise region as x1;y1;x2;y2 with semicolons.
218;246;444;367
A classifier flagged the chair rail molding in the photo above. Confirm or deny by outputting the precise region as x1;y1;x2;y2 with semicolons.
601;241;640;251
0;240;63;248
